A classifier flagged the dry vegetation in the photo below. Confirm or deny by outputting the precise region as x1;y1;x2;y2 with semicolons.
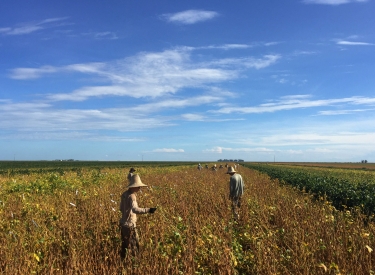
1;165;374;274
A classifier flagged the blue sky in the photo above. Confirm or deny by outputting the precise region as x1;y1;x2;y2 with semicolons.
1;0;375;162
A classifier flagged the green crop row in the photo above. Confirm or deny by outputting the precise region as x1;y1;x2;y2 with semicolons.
244;163;375;216
0;161;197;176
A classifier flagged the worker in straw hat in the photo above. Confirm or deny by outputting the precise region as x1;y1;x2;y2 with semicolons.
226;166;244;220
119;174;157;259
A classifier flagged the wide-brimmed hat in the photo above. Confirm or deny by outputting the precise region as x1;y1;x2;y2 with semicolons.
226;166;237;174
128;174;147;188
129;167;136;172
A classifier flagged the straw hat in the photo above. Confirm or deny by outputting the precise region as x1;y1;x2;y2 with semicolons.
128;174;147;188
226;166;237;174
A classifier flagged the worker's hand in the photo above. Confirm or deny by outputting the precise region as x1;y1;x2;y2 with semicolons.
149;207;157;214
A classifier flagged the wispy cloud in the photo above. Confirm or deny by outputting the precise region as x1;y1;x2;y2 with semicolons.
83;31;118;40
203;147;223;153
152;148;184;153
129;95;224;113
317;108;375;115
0;93;228;135
0;100;171;132
302;0;368;5
203;146;274;154
213;95;375;114
207;54;281;69
181;113;205;121
202;44;252;50
0;17;69;35
9;48;279;101
162;10;219;24
9;66;60;79
337;40;374;46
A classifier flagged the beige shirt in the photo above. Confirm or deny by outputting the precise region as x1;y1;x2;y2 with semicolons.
120;190;149;228
229;173;244;198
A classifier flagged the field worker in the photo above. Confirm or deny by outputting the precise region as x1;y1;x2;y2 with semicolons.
127;167;136;183
227;166;244;220
119;174;157;259
197;163;202;170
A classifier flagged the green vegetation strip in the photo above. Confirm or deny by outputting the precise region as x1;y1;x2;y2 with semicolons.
0;161;196;176
244;163;375;216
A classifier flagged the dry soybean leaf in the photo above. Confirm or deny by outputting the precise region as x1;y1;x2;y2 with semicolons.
366;245;373;253
318;263;328;272
361;232;370;238
33;253;40;262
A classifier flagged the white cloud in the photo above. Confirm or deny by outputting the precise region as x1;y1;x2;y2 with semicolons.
337;40;374;46
162;10;219;24
0;17;69;35
264;42;282;46
203;146;223;153
204;146;274;153
9;66;59;79
83;31;118;40
303;0;368;5
317;109;375;115
203;44;252;50
9;62;106;80
214;95;375;114
181;113;205;121
130;95;224;113
0;100;171;132
9;48;278;101
152;148;184;153
207;54;281;69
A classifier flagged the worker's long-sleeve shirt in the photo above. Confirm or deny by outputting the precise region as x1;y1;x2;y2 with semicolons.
120;190;149;228
229;174;244;198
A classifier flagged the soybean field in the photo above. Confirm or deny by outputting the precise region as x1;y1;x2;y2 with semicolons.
1;162;374;274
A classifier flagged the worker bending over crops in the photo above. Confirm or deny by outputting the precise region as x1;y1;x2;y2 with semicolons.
227;166;244;220
119;174;157;259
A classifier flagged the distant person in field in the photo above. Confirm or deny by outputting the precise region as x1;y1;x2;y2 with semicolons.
227;166;244;220
119;174;157;259
197;163;202;170
127;167;136;183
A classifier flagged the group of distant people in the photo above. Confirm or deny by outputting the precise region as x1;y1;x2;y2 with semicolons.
119;165;244;260
197;163;239;172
